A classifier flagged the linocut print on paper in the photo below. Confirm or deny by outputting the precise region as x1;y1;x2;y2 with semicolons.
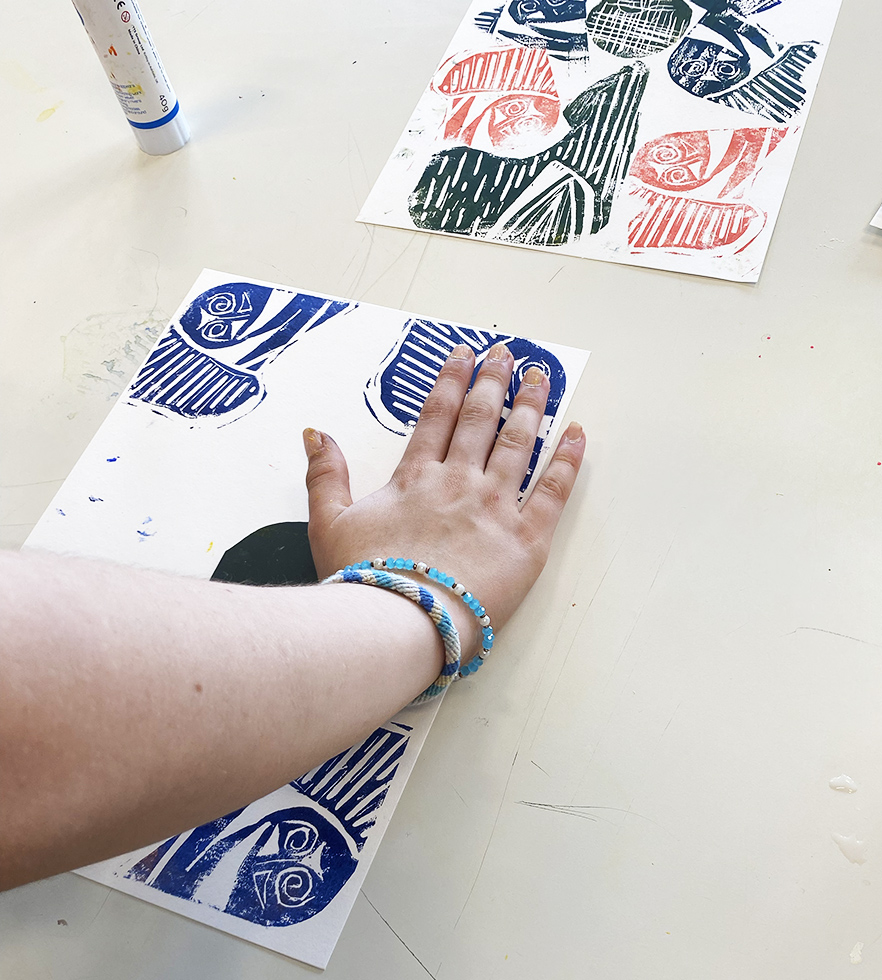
24;269;589;969
359;0;842;282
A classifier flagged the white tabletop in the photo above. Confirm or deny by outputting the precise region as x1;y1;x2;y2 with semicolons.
3;1;882;977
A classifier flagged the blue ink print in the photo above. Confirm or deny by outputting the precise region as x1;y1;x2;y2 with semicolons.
106;456;119;462
126;806;357;926
122;722;412;926
666;0;816;121
127;283;356;425
707;43;817;122
88;496;104;503
476;1;590;60
56;508;66;516
669;36;751;97
364;319;566;493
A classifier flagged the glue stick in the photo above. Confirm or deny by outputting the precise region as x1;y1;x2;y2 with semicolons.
71;0;190;155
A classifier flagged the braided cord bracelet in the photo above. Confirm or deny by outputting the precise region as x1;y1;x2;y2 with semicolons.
324;558;496;702
322;565;461;703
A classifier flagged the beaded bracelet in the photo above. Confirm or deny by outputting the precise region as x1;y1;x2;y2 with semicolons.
328;558;496;691
322;565;461;703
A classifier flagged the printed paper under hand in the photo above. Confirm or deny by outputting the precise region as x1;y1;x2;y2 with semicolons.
25;270;589;969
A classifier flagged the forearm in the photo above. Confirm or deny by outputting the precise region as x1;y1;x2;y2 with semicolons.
0;550;444;890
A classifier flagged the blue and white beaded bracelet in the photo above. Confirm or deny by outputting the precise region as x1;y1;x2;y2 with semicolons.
329;558;495;691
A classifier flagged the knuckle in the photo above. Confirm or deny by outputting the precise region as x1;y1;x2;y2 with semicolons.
535;470;571;506
458;397;497;428
391;458;427;490
304;455;337;492
494;423;534;454
417;388;459;425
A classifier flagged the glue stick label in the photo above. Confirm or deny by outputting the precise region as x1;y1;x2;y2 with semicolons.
72;0;181;131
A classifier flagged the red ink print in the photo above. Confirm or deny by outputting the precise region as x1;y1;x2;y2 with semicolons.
629;127;787;254
433;47;560;151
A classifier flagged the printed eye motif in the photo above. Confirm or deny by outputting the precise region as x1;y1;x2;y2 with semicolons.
681;59;710;77
274;868;315;906
509;0;586;23
668;40;750;96
713;59;742;79
648;142;685;164
281;821;320;856
500;98;528;117
251;863;316;910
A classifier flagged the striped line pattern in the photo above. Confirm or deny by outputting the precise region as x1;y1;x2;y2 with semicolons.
496;167;587;245
475;6;503;33
629;185;764;252
410;63;648;241
366;318;512;432
128;327;259;418
293;723;413;848
711;44;817;123
437;46;557;97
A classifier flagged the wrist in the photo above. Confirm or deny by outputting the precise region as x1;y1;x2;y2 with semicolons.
394;571;482;658
336;559;494;666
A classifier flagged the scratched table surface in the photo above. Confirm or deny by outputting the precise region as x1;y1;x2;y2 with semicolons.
3;1;882;977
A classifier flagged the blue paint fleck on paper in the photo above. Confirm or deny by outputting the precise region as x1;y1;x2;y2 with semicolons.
121;722;412;926
136;518;155;539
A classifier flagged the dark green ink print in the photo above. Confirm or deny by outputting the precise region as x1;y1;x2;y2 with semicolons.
408;64;648;246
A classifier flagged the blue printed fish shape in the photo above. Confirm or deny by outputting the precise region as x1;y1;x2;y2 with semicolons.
365;318;566;494
127;282;356;424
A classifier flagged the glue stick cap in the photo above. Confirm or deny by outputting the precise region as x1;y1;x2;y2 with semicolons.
131;108;191;156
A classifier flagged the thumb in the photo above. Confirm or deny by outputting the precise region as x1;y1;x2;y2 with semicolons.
303;429;353;530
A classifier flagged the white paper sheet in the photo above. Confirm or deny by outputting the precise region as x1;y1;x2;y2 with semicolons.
871;204;882;229
360;0;842;283
25;270;589;968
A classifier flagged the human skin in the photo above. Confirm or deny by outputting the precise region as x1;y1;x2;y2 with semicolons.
0;343;585;891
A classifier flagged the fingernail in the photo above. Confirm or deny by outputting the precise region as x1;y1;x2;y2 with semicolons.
302;428;324;455
564;421;583;442
522;366;546;387
488;342;510;361
450;344;472;360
